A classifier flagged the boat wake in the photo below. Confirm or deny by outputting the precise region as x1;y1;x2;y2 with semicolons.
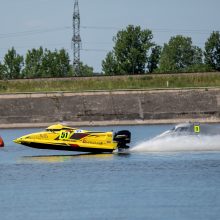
131;135;220;152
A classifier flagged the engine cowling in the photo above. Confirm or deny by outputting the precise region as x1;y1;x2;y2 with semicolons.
113;130;131;149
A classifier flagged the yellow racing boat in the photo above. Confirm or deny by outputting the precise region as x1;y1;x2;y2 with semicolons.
14;124;131;153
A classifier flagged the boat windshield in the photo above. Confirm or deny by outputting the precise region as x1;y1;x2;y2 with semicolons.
170;123;191;132
46;128;63;132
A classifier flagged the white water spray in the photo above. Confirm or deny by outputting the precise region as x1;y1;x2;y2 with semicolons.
131;135;220;152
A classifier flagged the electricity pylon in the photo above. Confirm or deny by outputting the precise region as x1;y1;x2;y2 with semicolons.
72;0;81;76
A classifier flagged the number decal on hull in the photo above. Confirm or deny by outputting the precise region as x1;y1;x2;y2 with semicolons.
194;125;200;133
59;131;70;140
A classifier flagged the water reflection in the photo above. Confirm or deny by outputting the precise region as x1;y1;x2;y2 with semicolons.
20;153;114;163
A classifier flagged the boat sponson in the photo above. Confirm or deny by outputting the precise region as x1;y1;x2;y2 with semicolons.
21;142;114;153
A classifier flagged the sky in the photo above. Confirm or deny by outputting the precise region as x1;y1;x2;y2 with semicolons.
0;0;220;72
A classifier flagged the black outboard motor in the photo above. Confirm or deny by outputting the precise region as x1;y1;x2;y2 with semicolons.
114;130;131;149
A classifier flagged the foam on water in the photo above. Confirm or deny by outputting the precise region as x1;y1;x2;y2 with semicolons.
131;135;220;152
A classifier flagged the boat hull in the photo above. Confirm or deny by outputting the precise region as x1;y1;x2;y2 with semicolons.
19;142;114;153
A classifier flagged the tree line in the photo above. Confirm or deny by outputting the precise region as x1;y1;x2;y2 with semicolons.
0;47;93;79
0;25;220;79
102;25;220;75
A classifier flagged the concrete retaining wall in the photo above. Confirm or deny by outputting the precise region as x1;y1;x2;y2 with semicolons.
0;89;220;127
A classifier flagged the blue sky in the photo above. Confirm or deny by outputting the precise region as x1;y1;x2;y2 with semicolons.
0;0;220;72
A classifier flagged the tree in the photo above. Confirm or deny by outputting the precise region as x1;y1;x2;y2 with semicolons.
3;47;24;79
204;31;220;71
159;35;203;73
40;49;71;77
23;47;44;78
184;46;211;73
77;62;93;76
147;45;162;73
57;49;71;77
102;25;154;74
192;46;203;65
102;51;118;75
0;62;5;79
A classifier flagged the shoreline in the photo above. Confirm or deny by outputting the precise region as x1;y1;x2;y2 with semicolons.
1;118;220;129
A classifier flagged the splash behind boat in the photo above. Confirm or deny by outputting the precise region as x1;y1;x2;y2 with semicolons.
14;124;131;153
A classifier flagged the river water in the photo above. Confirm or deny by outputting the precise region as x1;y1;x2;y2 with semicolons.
1;124;220;220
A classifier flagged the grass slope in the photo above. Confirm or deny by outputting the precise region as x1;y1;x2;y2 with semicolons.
1;73;220;93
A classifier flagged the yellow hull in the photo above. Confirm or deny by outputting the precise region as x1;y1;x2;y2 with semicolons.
14;124;122;153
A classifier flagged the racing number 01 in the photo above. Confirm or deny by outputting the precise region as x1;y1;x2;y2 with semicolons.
59;131;70;140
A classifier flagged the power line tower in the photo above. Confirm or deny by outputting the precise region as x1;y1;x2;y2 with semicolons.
72;0;81;76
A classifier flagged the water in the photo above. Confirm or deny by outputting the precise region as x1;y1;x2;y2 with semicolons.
1;124;220;220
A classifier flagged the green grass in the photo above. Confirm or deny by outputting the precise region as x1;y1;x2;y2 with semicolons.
1;73;220;93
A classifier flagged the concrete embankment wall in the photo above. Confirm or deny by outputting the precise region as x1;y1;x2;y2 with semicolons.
0;89;220;128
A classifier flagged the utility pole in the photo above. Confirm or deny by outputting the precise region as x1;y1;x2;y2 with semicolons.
72;0;81;76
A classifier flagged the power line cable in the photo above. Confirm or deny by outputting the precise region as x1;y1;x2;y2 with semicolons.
0;25;217;56
0;25;219;39
0;26;71;39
